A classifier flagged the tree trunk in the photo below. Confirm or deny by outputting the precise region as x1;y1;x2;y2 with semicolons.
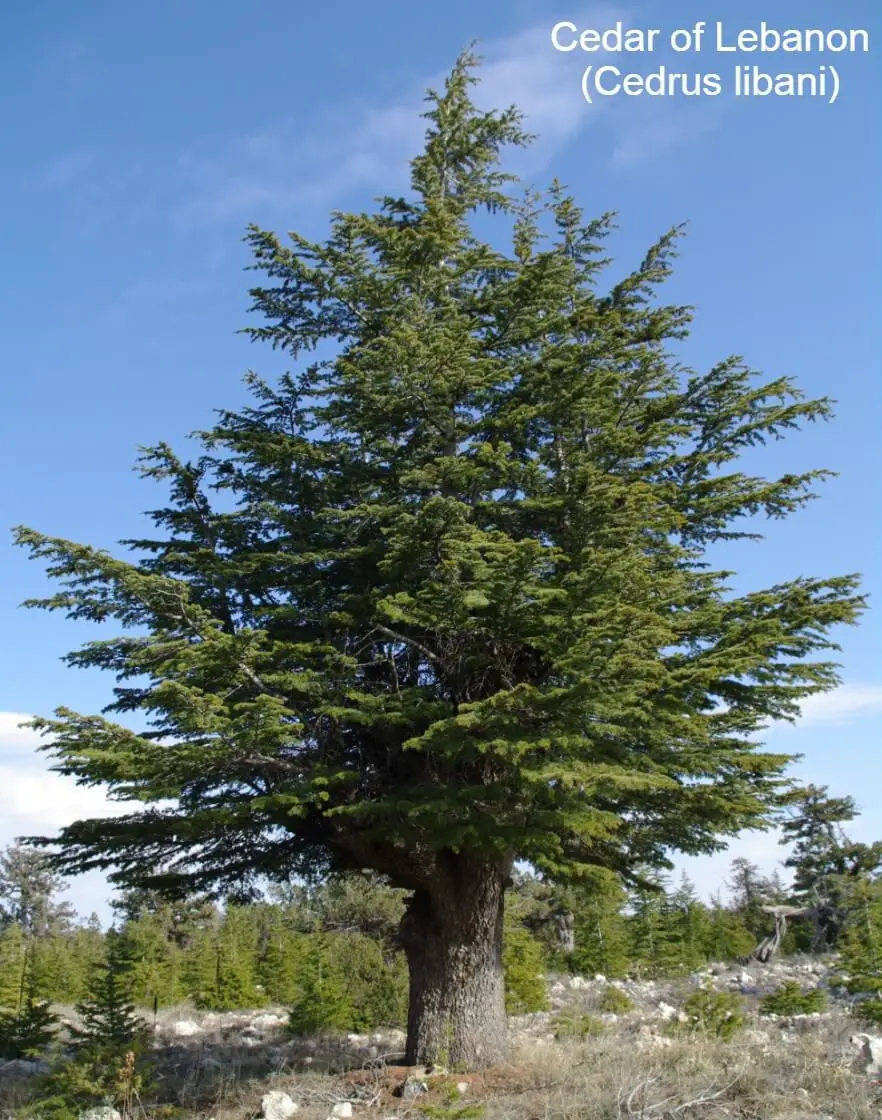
399;854;510;1070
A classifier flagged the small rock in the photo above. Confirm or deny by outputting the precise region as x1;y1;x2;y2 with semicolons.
79;1110;122;1120
851;1032;882;1077
456;1082;469;1096
171;1018;201;1037
262;1090;299;1120
330;1105;354;1118
401;1077;429;1098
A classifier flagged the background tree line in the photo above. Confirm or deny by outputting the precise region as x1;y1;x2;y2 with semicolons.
1;781;879;1045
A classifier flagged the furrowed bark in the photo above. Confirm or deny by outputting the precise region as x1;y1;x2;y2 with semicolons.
398;854;510;1070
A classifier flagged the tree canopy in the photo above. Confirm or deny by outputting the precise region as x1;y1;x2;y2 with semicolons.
13;51;865;1066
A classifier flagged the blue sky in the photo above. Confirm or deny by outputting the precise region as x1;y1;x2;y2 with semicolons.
1;0;879;919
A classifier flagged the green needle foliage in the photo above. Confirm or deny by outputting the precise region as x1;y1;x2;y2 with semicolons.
70;928;150;1059
12;49;865;1063
0;947;59;1060
759;980;827;1016
679;988;744;1039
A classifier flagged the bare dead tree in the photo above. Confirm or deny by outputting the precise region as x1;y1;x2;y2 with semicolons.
744;905;816;963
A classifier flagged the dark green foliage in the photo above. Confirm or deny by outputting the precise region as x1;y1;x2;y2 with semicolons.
334;932;409;1030
837;878;882;998
598;985;635;1013
502;925;548;1014
0;920;27;1009
70;928;150;1058
779;785;882;950
854;999;882;1028
120;913;184;1007
14;53;864;913
569;873;632;979
271;874;407;946
663;874;715;973
33;930;154;1120
759;980;827;1016
0;951;59;1059
112;887;217;949
726;858;780;942
704;893;756;962
255;908;305;1004
628;874;691;978
11;53;868;1064
288;934;353;1035
680;988;744;1039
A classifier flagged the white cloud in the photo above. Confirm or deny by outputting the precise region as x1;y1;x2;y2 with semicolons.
176;10;625;224
43;4;732;237
0;712;140;922
785;683;882;729
0;712;131;844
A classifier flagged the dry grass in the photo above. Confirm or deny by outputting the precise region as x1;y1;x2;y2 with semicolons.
3;989;881;1119
159;1025;880;1120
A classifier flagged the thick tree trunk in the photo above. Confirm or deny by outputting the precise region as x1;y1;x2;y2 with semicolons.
399;854;510;1070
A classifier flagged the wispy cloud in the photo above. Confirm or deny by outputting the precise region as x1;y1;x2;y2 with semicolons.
38;5;726;238
37;150;96;190
0;712;130;842
777;684;882;730
172;10;625;225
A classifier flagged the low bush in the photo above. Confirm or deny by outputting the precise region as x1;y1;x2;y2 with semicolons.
760;980;827;1016
552;1007;606;1040
598;985;635;1014
679;988;744;1039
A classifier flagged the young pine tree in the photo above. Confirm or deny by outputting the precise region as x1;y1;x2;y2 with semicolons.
0;921;27;1010
780;784;882;949
726;858;777;941
288;934;353;1035
0;946;59;1060
71;928;149;1059
628;875;684;978
569;871;632;979
837;877;882;1021
705;892;755;963
666;873;713;973
15;51;866;1068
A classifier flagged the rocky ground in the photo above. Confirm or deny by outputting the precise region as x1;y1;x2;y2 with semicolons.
2;955;881;1119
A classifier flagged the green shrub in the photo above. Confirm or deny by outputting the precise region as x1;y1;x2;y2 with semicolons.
598;985;635;1013
853;997;882;1028
0;996;58;1060
502;927;548;1014
759;980;827;1016
287;932;408;1034
288;935;353;1035
552;1007;605;1040
30;1048;155;1120
334;933;408;1030
680;988;744;1039
420;1082;486;1120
